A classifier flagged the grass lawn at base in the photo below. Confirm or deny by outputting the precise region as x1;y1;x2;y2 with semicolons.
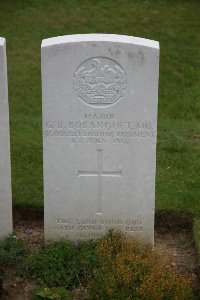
0;0;199;259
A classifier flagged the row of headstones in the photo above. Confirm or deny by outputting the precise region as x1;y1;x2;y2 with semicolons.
0;34;159;245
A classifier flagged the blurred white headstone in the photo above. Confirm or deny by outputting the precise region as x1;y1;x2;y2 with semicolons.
0;37;12;240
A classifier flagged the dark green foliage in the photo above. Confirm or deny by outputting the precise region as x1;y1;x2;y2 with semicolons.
24;240;98;288
0;235;27;266
21;231;195;298
31;287;72;300
87;230;193;300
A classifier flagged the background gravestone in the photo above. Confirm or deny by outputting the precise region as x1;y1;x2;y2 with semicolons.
42;34;159;244
0;37;12;240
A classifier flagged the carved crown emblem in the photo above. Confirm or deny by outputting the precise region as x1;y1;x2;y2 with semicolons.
73;57;127;106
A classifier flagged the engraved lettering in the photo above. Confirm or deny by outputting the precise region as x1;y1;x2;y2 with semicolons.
55;225;74;230
76;219;97;224
78;225;101;230
56;219;71;224
125;219;142;225
136;122;153;129
75;232;104;238
126;226;143;232
83;113;116;119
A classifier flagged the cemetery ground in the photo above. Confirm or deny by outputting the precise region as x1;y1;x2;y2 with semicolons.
0;0;200;298
0;208;199;299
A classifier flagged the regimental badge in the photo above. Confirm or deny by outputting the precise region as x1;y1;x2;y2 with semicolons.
73;57;127;107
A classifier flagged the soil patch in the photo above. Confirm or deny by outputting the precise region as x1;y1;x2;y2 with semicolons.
1;208;199;299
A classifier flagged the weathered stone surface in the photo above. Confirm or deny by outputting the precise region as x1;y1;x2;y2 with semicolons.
0;37;12;240
42;34;159;244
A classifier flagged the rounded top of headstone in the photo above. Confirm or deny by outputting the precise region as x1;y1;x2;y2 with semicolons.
0;37;5;47
42;34;159;50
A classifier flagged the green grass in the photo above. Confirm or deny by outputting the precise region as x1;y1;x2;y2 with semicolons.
0;235;27;266
31;287;73;300
0;0;199;219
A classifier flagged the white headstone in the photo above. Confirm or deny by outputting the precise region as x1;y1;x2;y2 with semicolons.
42;34;159;244
0;37;12;240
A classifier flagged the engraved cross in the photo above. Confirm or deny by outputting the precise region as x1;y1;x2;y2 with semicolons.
77;149;122;214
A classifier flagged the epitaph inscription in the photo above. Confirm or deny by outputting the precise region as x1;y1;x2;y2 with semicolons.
73;57;127;106
54;217;144;239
